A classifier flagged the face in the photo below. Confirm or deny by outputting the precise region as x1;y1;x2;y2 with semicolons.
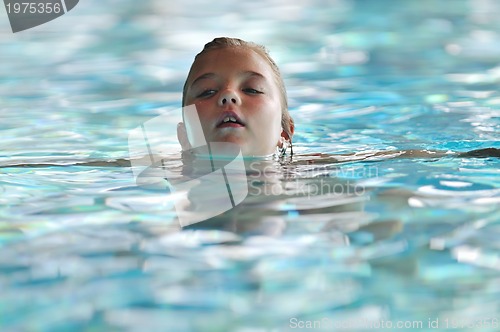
183;47;284;157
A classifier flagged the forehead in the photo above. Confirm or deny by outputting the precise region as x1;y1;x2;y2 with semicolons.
187;47;275;83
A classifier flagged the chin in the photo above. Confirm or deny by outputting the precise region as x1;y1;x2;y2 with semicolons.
211;133;244;146
209;136;273;158
240;146;275;158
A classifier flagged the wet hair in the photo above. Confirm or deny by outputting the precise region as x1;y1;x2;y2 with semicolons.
182;37;294;154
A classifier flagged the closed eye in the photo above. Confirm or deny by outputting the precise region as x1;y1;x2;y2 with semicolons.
243;88;263;94
197;89;217;98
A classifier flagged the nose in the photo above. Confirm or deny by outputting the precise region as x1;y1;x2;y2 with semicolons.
218;90;241;106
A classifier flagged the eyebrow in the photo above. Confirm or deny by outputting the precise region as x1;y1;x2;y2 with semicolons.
190;73;217;87
190;71;266;87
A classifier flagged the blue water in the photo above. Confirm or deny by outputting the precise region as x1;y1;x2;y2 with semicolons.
1;0;499;331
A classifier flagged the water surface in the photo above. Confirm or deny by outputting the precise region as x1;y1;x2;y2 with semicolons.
1;0;499;331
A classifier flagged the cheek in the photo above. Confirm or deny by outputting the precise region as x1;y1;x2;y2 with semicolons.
182;101;213;135
191;100;214;120
260;100;282;128
250;97;280;116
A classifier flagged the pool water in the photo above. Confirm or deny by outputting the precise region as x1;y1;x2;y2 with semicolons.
1;0;499;331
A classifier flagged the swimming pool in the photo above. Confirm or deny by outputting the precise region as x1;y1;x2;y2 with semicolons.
1;0;499;331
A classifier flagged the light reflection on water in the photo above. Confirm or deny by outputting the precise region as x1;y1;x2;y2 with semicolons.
1;0;500;331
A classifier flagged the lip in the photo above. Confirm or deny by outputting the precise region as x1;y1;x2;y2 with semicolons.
216;111;245;128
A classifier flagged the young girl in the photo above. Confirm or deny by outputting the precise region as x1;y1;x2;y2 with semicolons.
177;37;294;159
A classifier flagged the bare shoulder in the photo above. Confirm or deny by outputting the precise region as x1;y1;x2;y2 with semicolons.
2;148;497;169
455;147;500;158
0;155;158;168
294;147;499;165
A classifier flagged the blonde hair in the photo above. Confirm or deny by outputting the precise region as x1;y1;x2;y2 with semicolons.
182;37;294;150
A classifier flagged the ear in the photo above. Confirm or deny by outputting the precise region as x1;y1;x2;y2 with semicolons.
177;122;192;151
286;119;295;139
279;119;295;145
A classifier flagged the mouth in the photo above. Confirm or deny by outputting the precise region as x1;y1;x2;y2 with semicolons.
216;112;245;128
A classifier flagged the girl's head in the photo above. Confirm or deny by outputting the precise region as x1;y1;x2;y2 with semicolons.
178;37;294;157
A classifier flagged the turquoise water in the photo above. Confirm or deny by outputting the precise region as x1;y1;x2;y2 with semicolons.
1;0;500;331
